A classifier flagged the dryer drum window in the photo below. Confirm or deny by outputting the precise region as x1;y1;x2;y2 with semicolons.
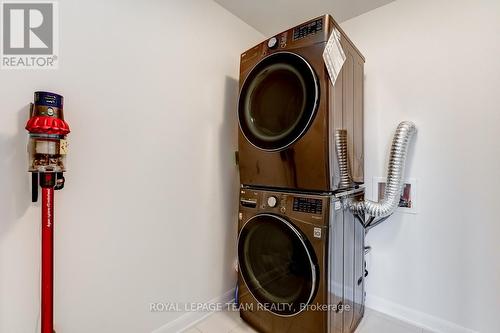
238;214;318;316
238;52;319;151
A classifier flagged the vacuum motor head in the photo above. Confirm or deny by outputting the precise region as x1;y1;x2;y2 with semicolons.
26;92;70;173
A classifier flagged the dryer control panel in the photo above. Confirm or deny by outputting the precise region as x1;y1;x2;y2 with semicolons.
292;18;323;41
240;15;335;67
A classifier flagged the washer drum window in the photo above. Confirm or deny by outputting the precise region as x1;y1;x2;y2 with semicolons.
238;214;318;316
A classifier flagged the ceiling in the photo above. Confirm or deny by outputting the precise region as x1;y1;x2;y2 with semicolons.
214;0;395;36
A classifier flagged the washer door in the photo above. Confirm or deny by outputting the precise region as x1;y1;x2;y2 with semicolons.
238;52;319;151
238;214;318;316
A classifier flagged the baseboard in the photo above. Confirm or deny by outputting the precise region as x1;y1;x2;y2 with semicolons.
151;289;235;333
365;293;478;333
151;289;477;333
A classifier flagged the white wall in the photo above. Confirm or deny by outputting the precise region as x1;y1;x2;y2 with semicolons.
0;0;262;332
341;1;500;332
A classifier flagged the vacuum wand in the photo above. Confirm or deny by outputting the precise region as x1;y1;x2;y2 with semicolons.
26;92;70;333
41;174;55;333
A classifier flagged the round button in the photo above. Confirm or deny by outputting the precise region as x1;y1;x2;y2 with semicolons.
267;196;278;207
267;37;278;49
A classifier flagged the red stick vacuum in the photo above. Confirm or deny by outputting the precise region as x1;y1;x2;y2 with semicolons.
26;92;70;333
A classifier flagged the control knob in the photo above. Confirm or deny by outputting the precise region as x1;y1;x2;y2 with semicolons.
267;196;278;207
267;37;278;49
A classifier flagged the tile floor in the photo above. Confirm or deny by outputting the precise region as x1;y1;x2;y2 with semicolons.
182;307;434;333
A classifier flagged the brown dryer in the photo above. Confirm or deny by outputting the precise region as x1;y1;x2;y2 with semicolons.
237;15;365;192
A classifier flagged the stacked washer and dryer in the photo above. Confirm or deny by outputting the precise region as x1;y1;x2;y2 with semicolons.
235;15;367;333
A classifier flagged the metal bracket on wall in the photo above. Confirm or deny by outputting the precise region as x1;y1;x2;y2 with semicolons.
334;185;365;198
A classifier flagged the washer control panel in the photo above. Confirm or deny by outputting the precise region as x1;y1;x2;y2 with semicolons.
293;197;323;214
239;191;324;214
239;188;329;226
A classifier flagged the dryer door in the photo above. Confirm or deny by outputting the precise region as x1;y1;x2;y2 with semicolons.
238;52;319;151
238;213;318;316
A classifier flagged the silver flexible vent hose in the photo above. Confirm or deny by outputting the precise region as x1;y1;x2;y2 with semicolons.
336;121;417;226
334;129;353;189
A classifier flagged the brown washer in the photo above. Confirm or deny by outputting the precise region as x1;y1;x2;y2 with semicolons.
237;187;366;333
